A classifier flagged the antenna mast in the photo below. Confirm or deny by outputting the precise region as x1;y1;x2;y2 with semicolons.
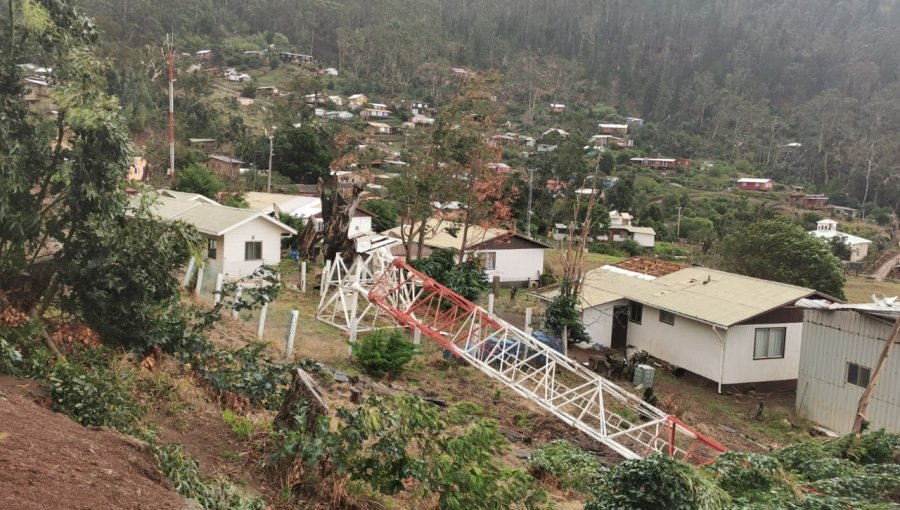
167;34;175;177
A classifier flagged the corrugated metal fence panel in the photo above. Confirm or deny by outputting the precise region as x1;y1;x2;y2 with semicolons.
797;310;900;433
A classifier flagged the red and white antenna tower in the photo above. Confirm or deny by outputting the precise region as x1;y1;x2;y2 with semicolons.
167;34;175;177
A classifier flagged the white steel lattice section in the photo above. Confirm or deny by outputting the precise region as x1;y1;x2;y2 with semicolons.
316;250;404;337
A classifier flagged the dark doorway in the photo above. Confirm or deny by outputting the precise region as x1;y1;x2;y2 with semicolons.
611;305;629;349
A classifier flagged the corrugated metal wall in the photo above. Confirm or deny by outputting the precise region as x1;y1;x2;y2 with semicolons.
796;310;900;433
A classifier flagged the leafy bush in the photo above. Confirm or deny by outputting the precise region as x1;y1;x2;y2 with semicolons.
271;395;548;509
47;349;143;433
587;242;622;256
542;281;589;344
822;429;900;464
351;329;417;379
194;342;318;410
586;454;729;510
409;248;488;302
173;163;224;199
529;440;602;493
151;442;265;510
618;239;644;257
446;402;485;425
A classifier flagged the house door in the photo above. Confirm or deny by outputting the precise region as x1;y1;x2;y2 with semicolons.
611;305;629;349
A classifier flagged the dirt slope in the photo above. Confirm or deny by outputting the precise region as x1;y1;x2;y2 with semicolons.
0;376;188;510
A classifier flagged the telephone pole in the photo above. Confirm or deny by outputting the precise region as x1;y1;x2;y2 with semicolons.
526;168;536;236
267;134;274;193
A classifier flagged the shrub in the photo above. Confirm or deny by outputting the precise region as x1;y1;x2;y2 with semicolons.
446;402;485;425
272;395;548;509
194;342;318;410
587;242;622;256
151;441;265;510
351;329;417;379
529;440;603;493
618;239;644;257
47;349;143;433
586;454;729;510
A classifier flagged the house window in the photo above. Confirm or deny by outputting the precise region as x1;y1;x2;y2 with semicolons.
753;327;786;359
244;241;263;261
659;310;675;325
847;362;871;388
479;251;497;270
207;238;217;260
629;301;643;325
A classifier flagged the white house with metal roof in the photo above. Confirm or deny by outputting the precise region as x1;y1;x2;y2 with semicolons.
809;219;871;262
244;192;372;235
143;195;296;279
383;218;550;285
554;258;826;391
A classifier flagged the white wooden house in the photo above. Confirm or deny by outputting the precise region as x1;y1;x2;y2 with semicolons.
383;219;550;286
547;257;825;392
795;301;900;433
142;195;296;280
809;219;871;262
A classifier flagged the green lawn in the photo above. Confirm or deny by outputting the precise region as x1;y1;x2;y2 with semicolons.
844;275;900;303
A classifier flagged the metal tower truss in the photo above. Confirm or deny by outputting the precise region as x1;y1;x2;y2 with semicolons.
315;249;403;337
321;250;726;464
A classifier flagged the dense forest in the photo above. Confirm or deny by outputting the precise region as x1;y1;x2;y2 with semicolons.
77;0;900;211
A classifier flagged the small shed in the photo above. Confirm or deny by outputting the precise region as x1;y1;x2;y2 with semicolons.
796;302;900;433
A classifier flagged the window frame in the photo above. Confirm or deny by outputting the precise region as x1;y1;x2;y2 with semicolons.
207;238;217;260
846;362;871;388
629;301;643;325
658;309;675;325
753;327;787;360
479;251;497;271
244;241;263;261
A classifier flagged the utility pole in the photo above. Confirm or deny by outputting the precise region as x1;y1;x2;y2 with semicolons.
167;35;175;177
526;168;536;236
676;206;682;239
266;126;276;193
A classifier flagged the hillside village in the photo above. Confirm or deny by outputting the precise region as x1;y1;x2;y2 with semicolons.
4;1;900;509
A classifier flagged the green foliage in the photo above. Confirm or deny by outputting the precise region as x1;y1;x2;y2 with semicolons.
220;193;249;208
151;442;265;510
194;342;317;410
47;349;143;433
606;174;635;212
529;440;603;493
587;432;900;510
587;242;623;257
446;402;485;425
828;236;852;261
586;454;729;510
173;164;224;199
718;219;846;300
618;239;644;257
63;202;201;351
543;281;589;344
363;199;399;232
679;216;716;242
409;248;488;302
222;409;255;440
821;429;900;465
272;395;548;509
351;329;417;379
